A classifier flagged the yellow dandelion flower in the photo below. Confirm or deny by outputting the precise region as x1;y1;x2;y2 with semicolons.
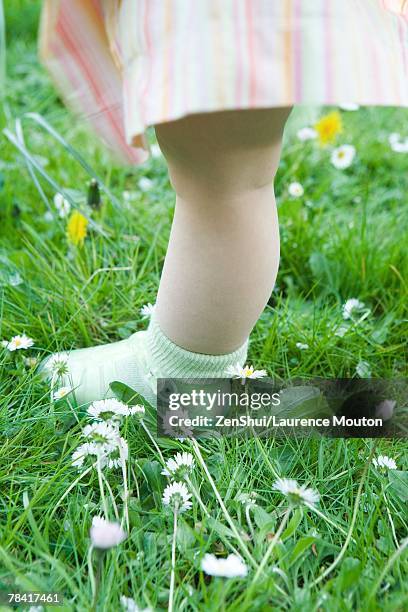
314;111;343;145
67;210;88;246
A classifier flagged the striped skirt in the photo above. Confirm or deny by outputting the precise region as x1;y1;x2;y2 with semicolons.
39;0;408;165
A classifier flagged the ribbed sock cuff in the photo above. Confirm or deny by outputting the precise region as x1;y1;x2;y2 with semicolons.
145;313;248;379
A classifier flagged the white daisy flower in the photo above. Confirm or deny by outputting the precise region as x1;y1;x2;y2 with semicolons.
138;177;154;192
356;360;371;378
297;127;317;141
90;516;127;549
120;596;152;612
389;132;408;153
72;442;109;469
53;192;71;218
44;352;69;376
161;452;195;479
226;363;267;384
87;399;130;422
53;386;72;401
331;145;356;169
150;143;162;159
129;404;145;417
334;324;349;338
162;481;192;513
24;356;39;367
296;342;309;350
140;303;155;318
342;298;366;320
2;334;34;351
372;455;397;471
273;478;320;506
83;421;120;449
236;491;258;507
201;553;248;578
288;181;304;197
339;102;360;111
105;437;129;469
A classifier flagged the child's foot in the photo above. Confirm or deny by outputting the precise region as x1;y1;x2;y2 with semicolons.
39;331;157;407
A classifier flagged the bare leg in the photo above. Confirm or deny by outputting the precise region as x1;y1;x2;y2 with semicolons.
155;108;291;355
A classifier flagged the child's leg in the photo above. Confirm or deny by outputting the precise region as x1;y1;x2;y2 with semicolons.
155;108;291;354
41;108;290;406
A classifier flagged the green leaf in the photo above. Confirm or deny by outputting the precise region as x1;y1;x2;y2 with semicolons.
281;508;303;540
140;460;164;493
110;381;143;405
336;557;362;591
288;535;317;566
388;470;408;502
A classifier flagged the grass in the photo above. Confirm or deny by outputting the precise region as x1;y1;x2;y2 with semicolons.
1;1;407;610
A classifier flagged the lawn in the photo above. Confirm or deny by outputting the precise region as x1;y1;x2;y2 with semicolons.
0;1;407;611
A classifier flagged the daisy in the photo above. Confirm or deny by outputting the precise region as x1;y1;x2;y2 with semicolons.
140;303;155;318
44;352;69;377
53;192;71;218
331;145;356;169
201;553;248;578
236;491;258;507
297;127;317;141
90;516;127;549
296;342;309;350
53;386;72;401
105;437;129;469
342;298;366;320
389;132;408;153
161;452;195;479
273;478;320;506
372;455;397;471
87;399;130;422
129;404;145;417
72;442;109;469
120;596;152;612
226;363;267;384
339;102;360;111
288;182;304;198
356;360;371;378
2;334;34;351
162;481;192;513
334;324;349;338
24;356;38;367
138;177;154;192
83;421;120;449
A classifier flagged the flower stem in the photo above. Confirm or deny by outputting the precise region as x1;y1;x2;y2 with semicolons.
168;505;178;612
191;439;257;569
251;508;291;585
141;420;165;464
96;456;109;519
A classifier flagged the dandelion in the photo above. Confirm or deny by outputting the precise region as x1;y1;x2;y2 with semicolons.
72;442;109;469
120;596;152;612
162;481;192;513
273;478;320;506
339;102;360;111
331;145;356;169
140;303;155;318
226;363;267;384
87;399;130;422
356;360;371;378
296;342;309;350
288;182;304;197
372;455;397;471
138;177;154;192
297;127;317;141
53;386;72;401
342;298;366;320
53;192;71;218
314;111;343;145
201;553;248;578
67;210;88;246
162;452;195;479
2;334;34;351
90;516;127;549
